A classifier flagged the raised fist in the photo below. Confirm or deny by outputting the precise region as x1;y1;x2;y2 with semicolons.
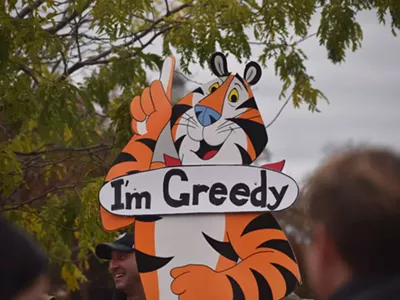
130;56;175;139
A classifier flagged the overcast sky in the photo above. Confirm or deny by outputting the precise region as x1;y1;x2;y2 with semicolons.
67;6;399;185
138;9;400;184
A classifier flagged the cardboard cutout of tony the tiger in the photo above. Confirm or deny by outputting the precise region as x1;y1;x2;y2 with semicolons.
98;52;302;300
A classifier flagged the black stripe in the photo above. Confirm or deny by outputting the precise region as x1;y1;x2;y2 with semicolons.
257;239;296;262
112;152;137;166
227;117;268;158
234;74;248;92
250;268;273;300
241;213;281;236
135;215;163;222
137;138;156;152
202;232;239;262
226;275;245;300
174;135;186;153
135;250;173;273
235;143;252;165
271;263;299;297
170;104;192;128
237;97;257;110
192;87;204;95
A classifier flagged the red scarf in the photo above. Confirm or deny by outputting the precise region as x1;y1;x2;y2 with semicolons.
163;154;285;172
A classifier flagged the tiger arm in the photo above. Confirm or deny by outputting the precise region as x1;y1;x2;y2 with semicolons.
100;134;162;231
222;213;302;300
100;57;175;232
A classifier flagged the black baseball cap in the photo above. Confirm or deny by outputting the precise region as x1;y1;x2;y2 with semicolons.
95;232;134;260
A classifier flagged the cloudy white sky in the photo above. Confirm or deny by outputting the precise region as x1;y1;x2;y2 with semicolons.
66;5;399;185
139;9;400;184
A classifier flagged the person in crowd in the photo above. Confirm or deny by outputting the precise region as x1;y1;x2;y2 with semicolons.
302;147;400;300
0;215;51;300
96;231;145;300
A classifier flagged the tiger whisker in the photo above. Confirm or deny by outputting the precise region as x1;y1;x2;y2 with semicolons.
183;113;199;127
217;121;234;130
180;116;198;127
217;119;231;129
183;112;196;120
217;127;241;134
172;123;197;129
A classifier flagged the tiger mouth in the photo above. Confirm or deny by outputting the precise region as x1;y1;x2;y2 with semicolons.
193;139;223;160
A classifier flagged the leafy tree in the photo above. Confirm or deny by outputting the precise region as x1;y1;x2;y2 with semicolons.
0;0;399;294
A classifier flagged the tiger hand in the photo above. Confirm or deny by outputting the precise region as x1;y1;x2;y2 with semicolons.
170;265;232;300
130;56;175;140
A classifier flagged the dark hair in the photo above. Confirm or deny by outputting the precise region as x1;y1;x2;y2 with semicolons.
303;147;400;276
0;215;49;299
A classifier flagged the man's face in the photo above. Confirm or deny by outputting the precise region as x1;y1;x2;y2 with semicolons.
109;251;140;291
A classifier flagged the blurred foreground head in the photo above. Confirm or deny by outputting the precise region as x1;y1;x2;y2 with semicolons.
302;147;400;299
0;215;50;300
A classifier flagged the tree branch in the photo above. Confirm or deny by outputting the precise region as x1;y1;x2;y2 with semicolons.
17;0;43;19
13;144;112;157
175;70;204;85
18;208;79;231
249;32;317;47
23;147;111;169
19;64;39;86
45;1;91;34
1;184;79;212
265;92;293;129
165;0;171;15
59;2;192;79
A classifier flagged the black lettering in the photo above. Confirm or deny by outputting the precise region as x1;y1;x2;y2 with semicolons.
230;183;249;206
126;192;151;210
210;183;227;206
251;170;267;208
111;179;124;210
163;169;190;208
193;184;210;205
267;185;288;210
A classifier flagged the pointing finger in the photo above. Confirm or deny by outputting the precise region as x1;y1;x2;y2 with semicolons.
159;56;176;101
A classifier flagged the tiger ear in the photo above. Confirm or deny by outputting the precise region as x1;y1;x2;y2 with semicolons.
209;52;229;77
244;61;262;85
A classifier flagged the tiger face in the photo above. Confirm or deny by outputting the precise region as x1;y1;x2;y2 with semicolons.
170;52;268;166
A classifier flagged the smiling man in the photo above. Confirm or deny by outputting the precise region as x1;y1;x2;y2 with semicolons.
95;232;146;300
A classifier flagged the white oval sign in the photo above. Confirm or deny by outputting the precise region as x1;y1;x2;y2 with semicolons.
99;165;299;216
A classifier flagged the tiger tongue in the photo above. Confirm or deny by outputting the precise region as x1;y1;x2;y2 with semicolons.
203;150;218;160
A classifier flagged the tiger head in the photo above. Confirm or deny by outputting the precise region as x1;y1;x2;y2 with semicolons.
170;52;268;165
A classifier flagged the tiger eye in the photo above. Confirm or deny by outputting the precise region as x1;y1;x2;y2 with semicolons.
228;88;239;102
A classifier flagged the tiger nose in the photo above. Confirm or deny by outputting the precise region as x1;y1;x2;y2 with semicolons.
194;105;221;127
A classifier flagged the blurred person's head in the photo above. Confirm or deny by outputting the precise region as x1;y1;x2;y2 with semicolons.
95;232;144;299
302;147;400;299
0;215;50;300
